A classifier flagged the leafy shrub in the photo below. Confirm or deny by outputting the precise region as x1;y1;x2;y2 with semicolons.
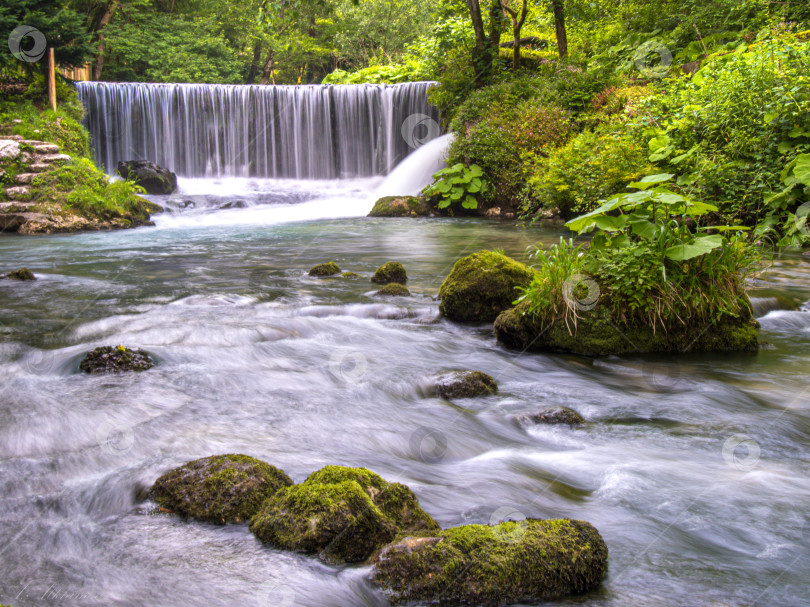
526;124;653;219
322;61;428;84
423;163;488;211
449;99;573;207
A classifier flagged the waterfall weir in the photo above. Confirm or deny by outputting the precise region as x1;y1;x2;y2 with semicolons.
76;82;440;179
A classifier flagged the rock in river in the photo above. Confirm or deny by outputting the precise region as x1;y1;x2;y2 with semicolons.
151;454;292;524
79;345;155;374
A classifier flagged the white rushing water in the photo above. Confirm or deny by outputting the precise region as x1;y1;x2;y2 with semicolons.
76;82;440;179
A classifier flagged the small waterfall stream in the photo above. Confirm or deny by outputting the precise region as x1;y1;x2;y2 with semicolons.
76;82;440;179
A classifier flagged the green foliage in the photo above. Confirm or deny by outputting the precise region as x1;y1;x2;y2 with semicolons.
322;61;428;84
423;163;487;211
526;123;653;218
29;157;153;222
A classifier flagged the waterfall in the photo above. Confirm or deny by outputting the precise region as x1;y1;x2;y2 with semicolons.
76;82;440;179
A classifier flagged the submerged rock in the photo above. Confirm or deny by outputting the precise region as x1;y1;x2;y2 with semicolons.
117;160;178;195
309;262;341;277
495;300;760;356
372;519;608;605
527;407;584;425
439;250;533;322
368;196;430;217
2;267;36;281
151;454;292;524
341;271;361;278
376;283;410;297
250;465;439;564
434;371;497;399
372;262;407;284
79;345;155;373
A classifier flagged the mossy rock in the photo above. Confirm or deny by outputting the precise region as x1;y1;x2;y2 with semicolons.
341;271;361;278
439;251;533;322
368;196;430;217
151;454;293;524
376;283;410;296
371;262;407;284
309;262;341;277
250;465;439;564
372;518;608;605
527;407;584;425
3;267;35;281
495;300;760;356
79;345;154;373
434;370;497;399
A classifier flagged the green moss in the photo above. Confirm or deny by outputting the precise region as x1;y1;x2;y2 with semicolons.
434;371;498;399
4;268;36;281
341;271;361;278
368;196;430;217
372;518;608;605
250;465;439;564
151;454;293;525
528;407;584;425
371;262;407;284
439;250;534;322
495;299;760;356
309;262;341;276
376;283;411;296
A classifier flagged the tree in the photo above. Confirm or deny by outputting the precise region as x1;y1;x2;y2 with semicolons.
465;0;502;82
500;0;528;69
550;0;567;58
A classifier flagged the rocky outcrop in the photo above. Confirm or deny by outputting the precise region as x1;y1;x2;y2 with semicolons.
309;262;341;276
117;160;178;195
151;454;293;524
527;407;584;425
372;519;608;605
439;251;534;322
250;465;439;564
371;262;407;284
375;283;410;296
433;370;497;399
79;346;155;374
368;196;431;217
1;267;36;281
495;299;760;356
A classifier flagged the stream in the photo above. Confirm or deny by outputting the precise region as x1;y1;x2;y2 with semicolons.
1;177;809;607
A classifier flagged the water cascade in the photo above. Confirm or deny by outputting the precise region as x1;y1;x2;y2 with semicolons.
76;81;440;179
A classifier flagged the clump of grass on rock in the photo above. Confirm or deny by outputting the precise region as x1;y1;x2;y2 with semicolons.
151;454;292;524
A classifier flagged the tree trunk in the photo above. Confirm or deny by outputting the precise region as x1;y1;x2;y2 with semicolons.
551;0;568;58
93;0;118;81
466;0;488;81
260;49;275;85
246;43;262;84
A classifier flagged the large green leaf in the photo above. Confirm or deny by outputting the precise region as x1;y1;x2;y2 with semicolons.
793;154;810;187
628;174;675;190
664;234;724;261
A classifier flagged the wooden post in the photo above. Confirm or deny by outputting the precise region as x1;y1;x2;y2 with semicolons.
48;48;57;112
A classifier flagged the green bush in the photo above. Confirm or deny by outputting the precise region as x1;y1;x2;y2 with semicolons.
449;99;573;207
423;163;488;211
527;124;653;219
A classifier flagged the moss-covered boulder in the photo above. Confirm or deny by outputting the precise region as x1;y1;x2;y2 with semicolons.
434;371;497;399
439;251;533;322
117;160;177;194
495;300;759;356
151;454;292;524
372;519;608;605
527;407;584;425
250;465;439;564
309;262;341;277
368;196;430;217
79;345;154;373
341;271;360;278
376;283;410;296
2;267;35;280
372;262;407;284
